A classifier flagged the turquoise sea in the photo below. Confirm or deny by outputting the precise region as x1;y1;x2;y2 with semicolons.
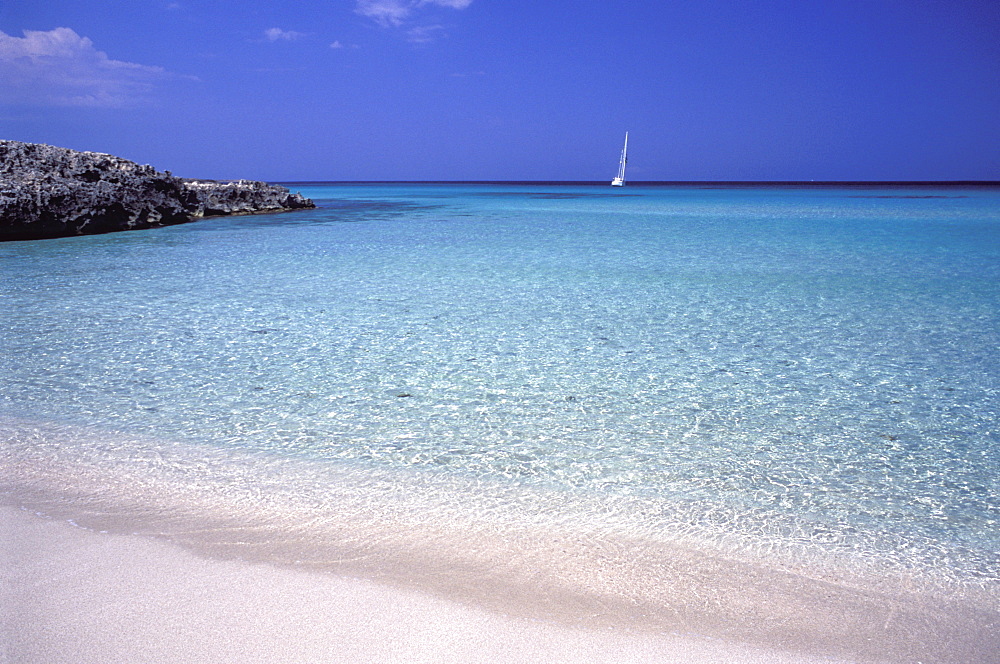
2;183;999;661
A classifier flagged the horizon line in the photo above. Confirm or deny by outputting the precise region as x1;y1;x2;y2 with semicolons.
274;179;1000;186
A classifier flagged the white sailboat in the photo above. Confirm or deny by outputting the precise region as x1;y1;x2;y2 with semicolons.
611;132;628;186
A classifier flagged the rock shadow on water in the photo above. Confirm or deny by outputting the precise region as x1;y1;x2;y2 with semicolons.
189;198;444;230
475;191;641;200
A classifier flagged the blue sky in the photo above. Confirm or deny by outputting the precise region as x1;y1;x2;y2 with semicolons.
2;1;998;181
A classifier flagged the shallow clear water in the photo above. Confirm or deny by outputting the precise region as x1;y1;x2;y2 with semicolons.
2;183;999;656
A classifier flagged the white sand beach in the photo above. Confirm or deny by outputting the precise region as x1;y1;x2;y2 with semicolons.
0;506;851;664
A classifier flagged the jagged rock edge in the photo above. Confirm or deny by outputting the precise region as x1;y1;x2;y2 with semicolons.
0;140;315;241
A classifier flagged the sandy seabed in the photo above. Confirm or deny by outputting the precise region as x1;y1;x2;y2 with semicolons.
0;507;852;664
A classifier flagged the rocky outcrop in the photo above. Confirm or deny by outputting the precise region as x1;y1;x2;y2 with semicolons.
0;140;315;241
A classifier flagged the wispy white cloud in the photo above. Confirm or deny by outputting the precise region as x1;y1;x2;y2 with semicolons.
421;0;472;9
407;24;446;44
0;27;176;108
355;0;412;27
355;0;472;28
264;28;306;42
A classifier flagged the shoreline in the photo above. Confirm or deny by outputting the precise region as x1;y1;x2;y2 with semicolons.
3;417;999;663
1;506;851;664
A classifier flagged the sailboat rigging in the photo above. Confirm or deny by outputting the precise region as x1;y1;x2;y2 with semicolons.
611;132;628;186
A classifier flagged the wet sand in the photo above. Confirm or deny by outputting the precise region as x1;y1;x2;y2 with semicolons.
0;506;851;664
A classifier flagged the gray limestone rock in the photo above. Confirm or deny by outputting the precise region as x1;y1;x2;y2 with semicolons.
0;140;314;241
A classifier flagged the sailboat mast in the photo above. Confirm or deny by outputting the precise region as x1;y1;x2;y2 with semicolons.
611;131;629;186
620;132;628;181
